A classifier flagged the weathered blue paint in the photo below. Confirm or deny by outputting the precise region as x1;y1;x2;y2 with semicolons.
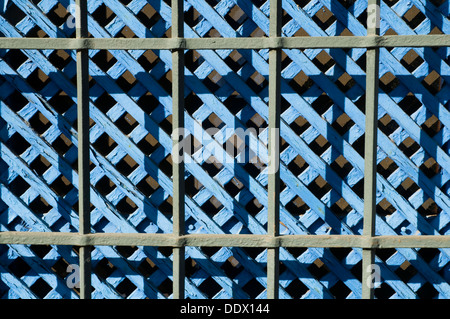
0;0;449;299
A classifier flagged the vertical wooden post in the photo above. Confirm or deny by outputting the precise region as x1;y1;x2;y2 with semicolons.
362;0;380;300
267;0;281;300
76;0;91;300
171;0;185;300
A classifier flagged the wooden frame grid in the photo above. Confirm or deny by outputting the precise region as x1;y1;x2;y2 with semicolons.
0;0;450;300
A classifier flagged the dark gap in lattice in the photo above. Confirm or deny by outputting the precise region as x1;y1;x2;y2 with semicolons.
285;278;309;299
307;258;331;280
51;257;72;280
289;116;311;136
46;3;70;27
201;195;224;218
92;133;118;157
116;196;138;217
115;155;138;177
330;198;353;219
95;258;117;280
398;137;420;158
52;133;73;157
29;245;52;259
137;4;162;30
422;70;444;95
91;4;116;28
116;277;137;297
285;195;310;218
0;90;26;113
380;72;400;94
417;282;439;299
420;157;441;179
421;115;442;138
402;5;427;30
224;5;248;32
377;198;396;217
30;155;51;176
5;132;31;155
400;50;424;73
243;277;264;298
312;51;336;73
245;197;264;217
185;257;200;278
26;68;50;92
50;175;74;198
198;276;223;298
418;198;442;218
329;280;352;299
30;277;52;299
3;2;26;25
2;49;28;70
394;259;418;283
116;71;137;92
95;175;116;197
378;113;400;136
116;246;138;259
137;257;158;277
331;113;356;137
29;112;51;135
8;256;31;278
374;282;396;299
398;93;422;116
312;6;337;31
395;177;420;200
91;51;117;74
136;174;160;197
221;256;243;279
8;175;30;198
288;70;314;96
48;91;75;116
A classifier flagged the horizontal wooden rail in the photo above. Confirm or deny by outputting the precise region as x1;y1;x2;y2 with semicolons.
0;35;449;50
1;231;450;248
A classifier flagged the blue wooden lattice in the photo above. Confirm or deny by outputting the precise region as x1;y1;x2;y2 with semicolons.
0;0;449;299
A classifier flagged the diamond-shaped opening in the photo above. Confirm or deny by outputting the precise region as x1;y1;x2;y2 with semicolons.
420;156;441;179
46;2;70;27
402;5;427;30
422;70;444;95
329;280;351;299
201;195;224;217
220;256;243;280
397;93;423;116
137;257;158;277
285;195;309;218
198;276;223;298
285;278;309;299
6;132;31;155
8;257;31;278
398;136;420;158
418;198;442;218
331;155;354;179
116;246;139;259
115;154;138;176
30;277;52;299
309;175;332;200
52;133;73;156
307;258;331;280
9;175;31;197
116;277;137;298
312;5;337;30
421;115;443;138
224;177;244;198
91;4;116;29
94;257;117;280
246;71;268;94
400;49;424;73
158;195;172;218
335;72;356;93
93;133;117;157
116;196;138;217
312;50;336;73
243;277;264;299
29;155;51;176
378;113;400;136
377;198;396;217
416;282;439;299
374;282;396;299
26;68;50;92
50;174;74;198
287;154;308;176
51;257;71;280
116;70;137;92
136;4;162;30
394;260;418;283
48;90;74;115
224;5;248;31
396;177;420;200
246;112;267;131
29;245;53;259
95;175;117;197
245;197;264;217
29;196;52;215
136;175;160;197
91;50;117;73
380;72;400;94
330;197;353;219
377;156;399;179
288;70;314;95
